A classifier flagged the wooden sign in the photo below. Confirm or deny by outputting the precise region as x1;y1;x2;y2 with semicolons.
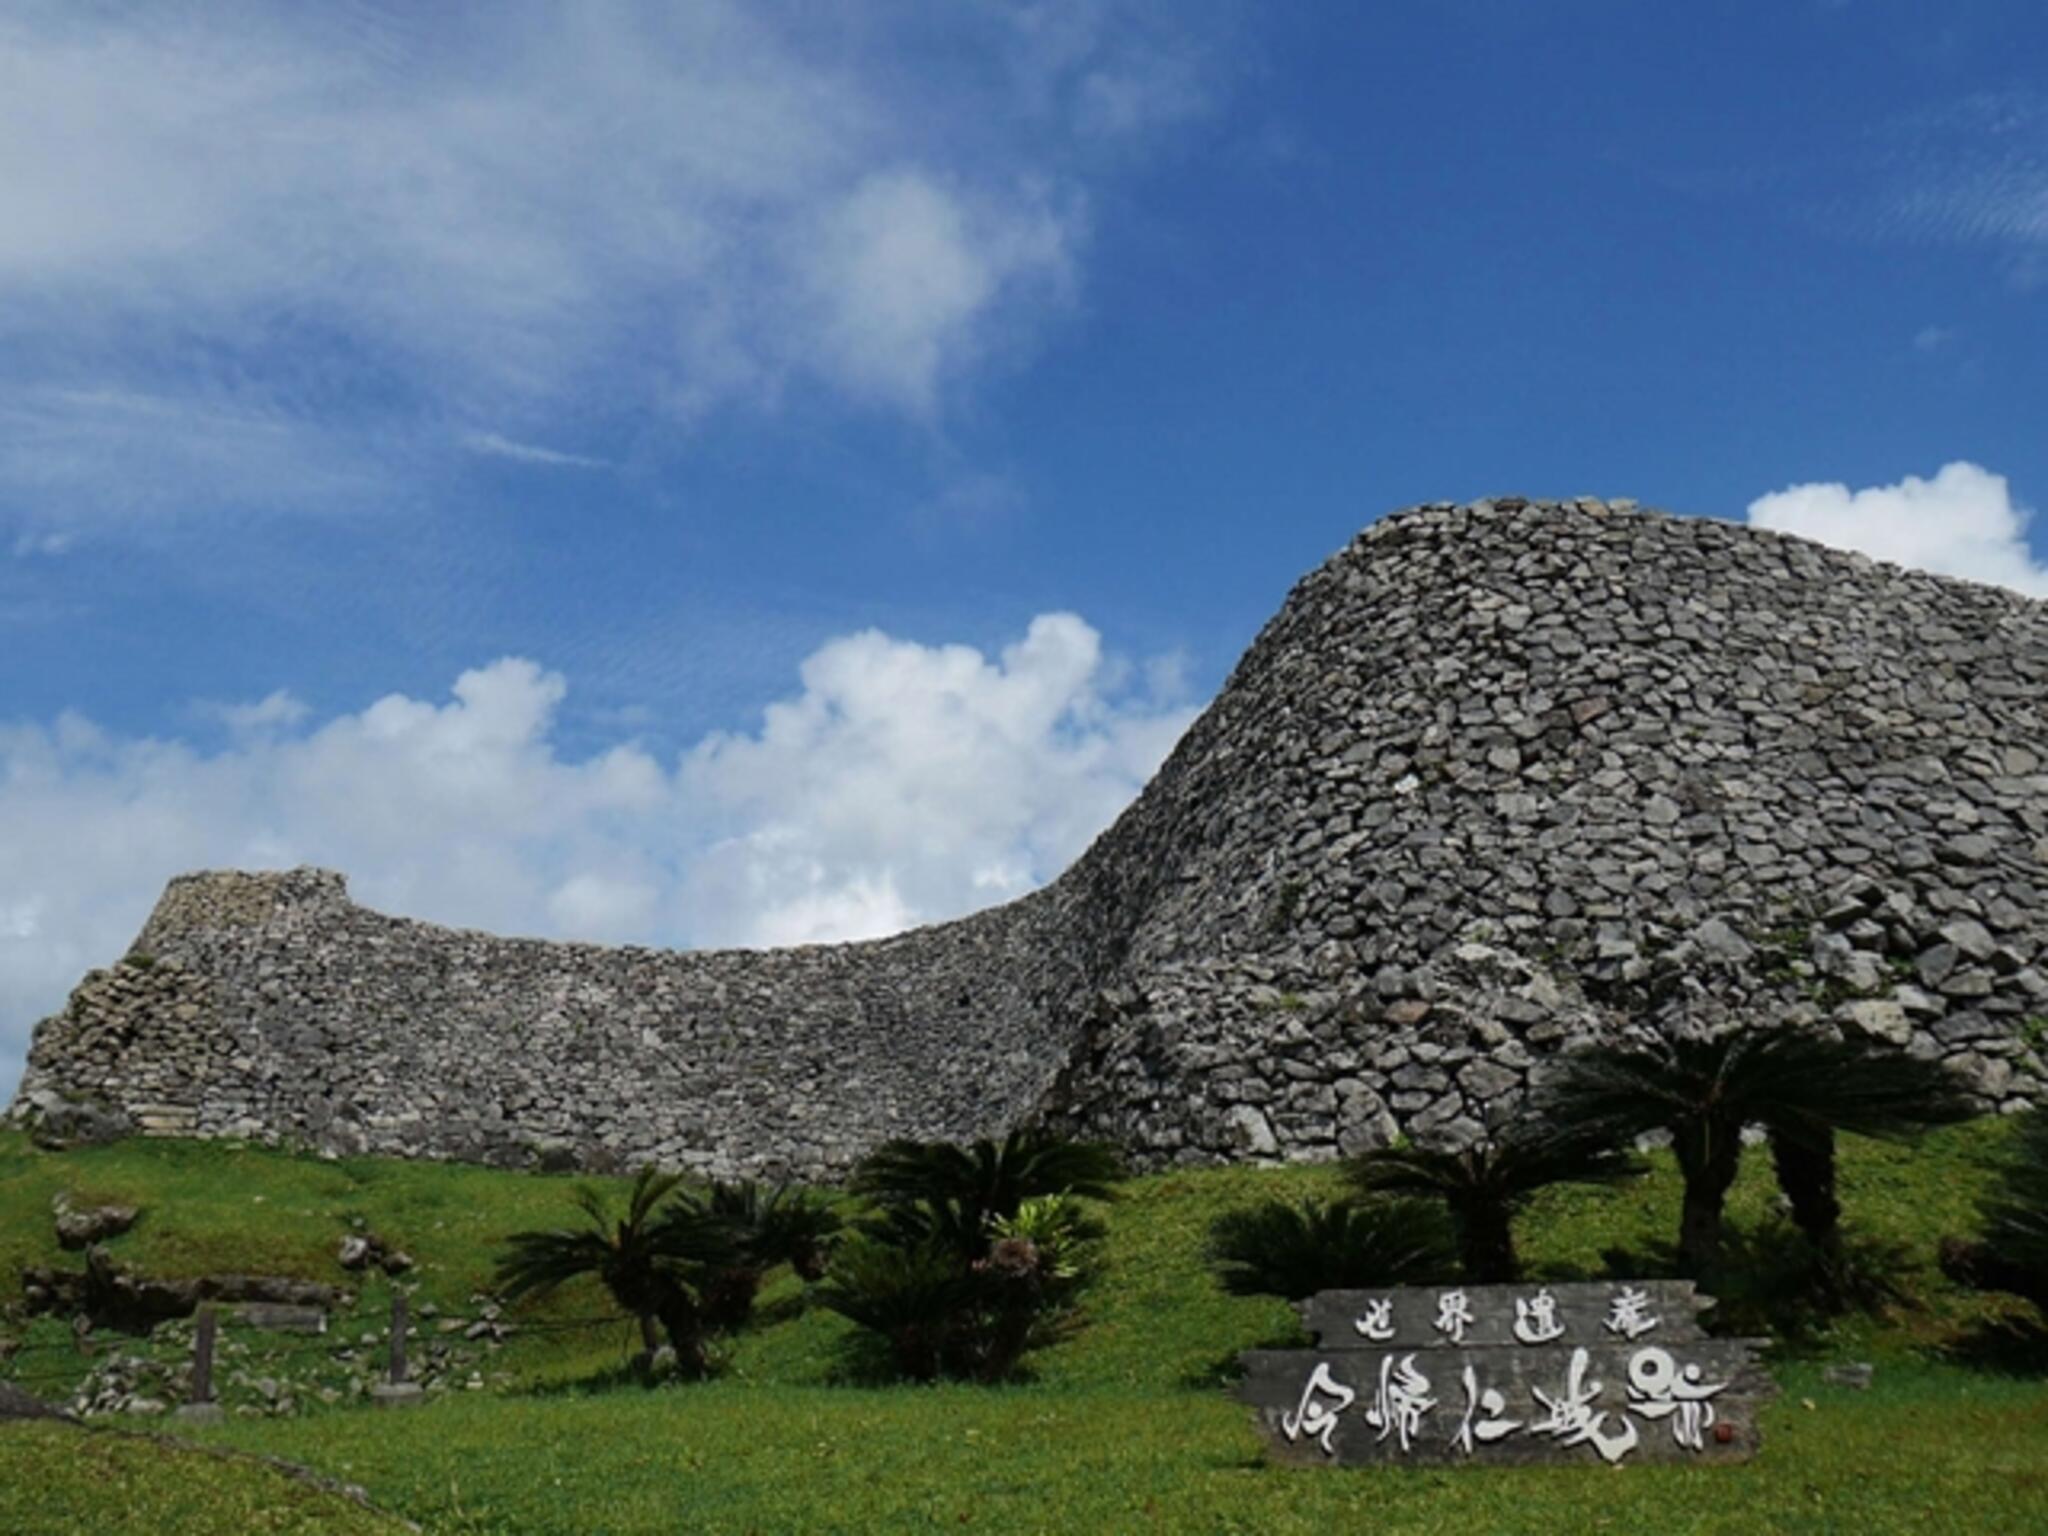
1238;1281;1775;1467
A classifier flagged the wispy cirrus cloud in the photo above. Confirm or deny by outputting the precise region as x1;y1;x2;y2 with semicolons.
0;2;1228;537
460;433;610;471
0;384;400;547
1852;91;2048;269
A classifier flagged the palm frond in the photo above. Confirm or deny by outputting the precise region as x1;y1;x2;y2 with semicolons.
1206;1197;1456;1301
1350;1127;1640;1210
852;1130;1123;1211
647;1203;747;1269
1347;1125;1642;1282
494;1228;614;1302
849;1130;1125;1261
1534;1029;1977;1147
679;1180;844;1270
814;1235;975;1332
1743;1033;1978;1146
623;1168;688;1230
812;1234;977;1380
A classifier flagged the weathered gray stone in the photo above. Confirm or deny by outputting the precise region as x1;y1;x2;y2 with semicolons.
1918;944;1961;987
24;1093;134;1151
1690;918;1756;966
1243;1281;1776;1467
1939;919;1998;963
1893;985;1945;1019
1457;1060;1521;1103
52;1195;138;1251
1839;1000;1911;1047
336;1235;375;1271
1950;1052;2015;1098
1224;1104;1279;1157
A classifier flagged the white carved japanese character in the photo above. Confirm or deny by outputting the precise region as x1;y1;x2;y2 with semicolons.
1432;1288;1475;1345
1625;1346;1729;1451
1280;1361;1355;1457
1603;1285;1661;1341
1353;1298;1396;1342
1529;1345;1640;1464
1451;1363;1522;1454
1512;1287;1566;1344
1364;1352;1437;1454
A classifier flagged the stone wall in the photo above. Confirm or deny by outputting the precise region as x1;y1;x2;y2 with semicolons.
10;867;1096;1177
13;498;2048;1174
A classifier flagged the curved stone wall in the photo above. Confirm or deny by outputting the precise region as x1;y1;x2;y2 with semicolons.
10;867;1098;1176
13;498;2048;1174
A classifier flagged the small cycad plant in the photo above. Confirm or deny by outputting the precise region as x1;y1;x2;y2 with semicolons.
816;1130;1123;1381
1206;1195;1456;1301
494;1168;739;1379
1349;1124;1643;1283
677;1180;843;1331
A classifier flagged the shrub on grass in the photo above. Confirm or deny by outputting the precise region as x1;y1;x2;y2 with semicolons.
813;1235;976;1381
1206;1196;1456;1301
818;1132;1122;1381
1349;1125;1642;1282
495;1168;739;1378
957;1193;1104;1378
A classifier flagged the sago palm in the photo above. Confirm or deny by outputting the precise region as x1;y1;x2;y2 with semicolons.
1350;1126;1642;1282
1535;1029;1975;1276
495;1167;738;1375
850;1128;1125;1258
812;1233;977;1381
1206;1196;1456;1301
678;1179;844;1330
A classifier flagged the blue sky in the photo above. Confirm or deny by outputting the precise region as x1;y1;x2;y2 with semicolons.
3;1;2046;1095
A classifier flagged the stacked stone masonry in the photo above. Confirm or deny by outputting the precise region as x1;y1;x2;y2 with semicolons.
12;498;2048;1175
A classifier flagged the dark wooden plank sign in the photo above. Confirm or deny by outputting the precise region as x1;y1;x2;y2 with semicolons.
1238;1281;1776;1467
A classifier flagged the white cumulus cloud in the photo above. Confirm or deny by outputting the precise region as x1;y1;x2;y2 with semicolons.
1745;461;2048;598
680;613;1191;945
194;690;311;737
0;616;1195;1097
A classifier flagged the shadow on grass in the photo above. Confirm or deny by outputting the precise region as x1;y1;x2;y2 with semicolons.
1717;1225;1924;1352
815;1332;1061;1388
1940;1312;2048;1376
517;1343;756;1397
816;1326;922;1388
1596;1221;1924;1353
815;1313;1121;1389
1179;1321;1307;1394
518;1359;666;1398
748;1291;808;1330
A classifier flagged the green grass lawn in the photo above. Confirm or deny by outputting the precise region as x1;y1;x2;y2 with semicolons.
0;1420;400;1535
3;1122;2044;1534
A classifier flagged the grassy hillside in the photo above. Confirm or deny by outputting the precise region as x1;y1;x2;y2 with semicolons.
3;1122;2044;1533
2;1422;401;1535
